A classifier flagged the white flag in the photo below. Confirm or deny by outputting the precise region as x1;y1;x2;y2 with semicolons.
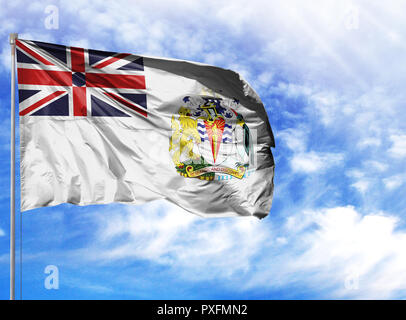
17;39;275;218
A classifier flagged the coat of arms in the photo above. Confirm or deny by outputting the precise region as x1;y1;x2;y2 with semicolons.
169;95;253;181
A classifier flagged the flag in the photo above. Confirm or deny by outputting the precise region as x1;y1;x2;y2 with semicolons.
16;39;275;218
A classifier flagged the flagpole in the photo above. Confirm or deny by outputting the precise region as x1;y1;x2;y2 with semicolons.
9;32;18;301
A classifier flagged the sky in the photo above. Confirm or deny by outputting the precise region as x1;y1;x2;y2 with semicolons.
0;0;406;299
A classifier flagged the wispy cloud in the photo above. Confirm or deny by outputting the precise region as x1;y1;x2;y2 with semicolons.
245;206;406;299
383;174;406;191
50;202;406;299
81;201;269;279
291;151;344;174
388;134;406;158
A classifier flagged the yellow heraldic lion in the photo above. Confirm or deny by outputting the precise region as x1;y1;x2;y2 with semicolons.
169;106;201;167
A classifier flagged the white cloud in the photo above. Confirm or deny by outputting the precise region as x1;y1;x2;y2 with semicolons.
351;179;371;194
346;160;389;195
357;137;381;149
311;91;340;126
246;206;406;299
278;128;344;174
291;151;344;174
364;160;388;172
276;128;308;152
383;174;406;190
83;201;269;279
0;228;5;237
203;52;226;66
277;127;308;152
70;202;406;299
388;134;406;158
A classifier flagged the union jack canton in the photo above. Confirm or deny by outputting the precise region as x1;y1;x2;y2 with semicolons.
16;39;147;118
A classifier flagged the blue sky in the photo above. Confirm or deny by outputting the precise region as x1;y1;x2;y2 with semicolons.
1;0;406;299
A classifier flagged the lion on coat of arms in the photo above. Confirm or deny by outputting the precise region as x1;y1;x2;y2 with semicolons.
169;106;201;167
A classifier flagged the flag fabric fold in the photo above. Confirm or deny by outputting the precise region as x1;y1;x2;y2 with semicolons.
16;39;275;218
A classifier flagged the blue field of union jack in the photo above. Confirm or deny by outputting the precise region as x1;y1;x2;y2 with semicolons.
16;39;148;118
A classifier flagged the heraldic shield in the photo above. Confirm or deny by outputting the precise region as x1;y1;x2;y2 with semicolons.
169;95;254;181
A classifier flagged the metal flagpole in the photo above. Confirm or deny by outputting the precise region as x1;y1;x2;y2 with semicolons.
9;32;18;301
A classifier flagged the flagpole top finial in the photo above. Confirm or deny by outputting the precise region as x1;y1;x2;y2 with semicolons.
9;33;18;45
